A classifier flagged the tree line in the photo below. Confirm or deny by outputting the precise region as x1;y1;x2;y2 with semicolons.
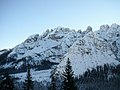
48;59;120;90
0;58;120;90
0;58;77;90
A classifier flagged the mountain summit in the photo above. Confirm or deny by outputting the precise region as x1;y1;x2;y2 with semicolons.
0;24;120;82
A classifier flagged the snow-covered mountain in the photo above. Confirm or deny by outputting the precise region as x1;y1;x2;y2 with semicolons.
0;24;120;82
57;24;120;75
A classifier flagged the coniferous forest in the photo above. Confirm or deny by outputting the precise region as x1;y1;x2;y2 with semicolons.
0;59;120;90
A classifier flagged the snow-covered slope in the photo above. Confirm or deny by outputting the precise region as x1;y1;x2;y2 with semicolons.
0;27;78;73
57;26;120;75
12;69;51;82
0;24;120;82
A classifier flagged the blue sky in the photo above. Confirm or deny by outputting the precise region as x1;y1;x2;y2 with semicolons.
0;0;120;49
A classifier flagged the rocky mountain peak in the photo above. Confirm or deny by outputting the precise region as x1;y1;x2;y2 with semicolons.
0;24;120;82
86;26;92;32
111;23;120;29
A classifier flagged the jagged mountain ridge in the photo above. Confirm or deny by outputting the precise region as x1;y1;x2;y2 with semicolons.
57;24;120;75
0;27;78;74
0;23;120;82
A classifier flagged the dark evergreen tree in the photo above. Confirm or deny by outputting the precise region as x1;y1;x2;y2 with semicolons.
49;75;56;90
0;73;14;90
23;63;34;90
49;65;58;90
112;64;120;89
62;58;77;90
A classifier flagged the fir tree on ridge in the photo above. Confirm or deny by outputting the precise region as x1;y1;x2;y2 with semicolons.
23;63;34;90
49;65;57;90
62;58;77;90
49;74;56;90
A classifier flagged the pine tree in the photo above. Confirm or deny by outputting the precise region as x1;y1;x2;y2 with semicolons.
23;63;34;90
49;66;57;90
49;75;56;90
62;58;77;90
0;73;14;90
